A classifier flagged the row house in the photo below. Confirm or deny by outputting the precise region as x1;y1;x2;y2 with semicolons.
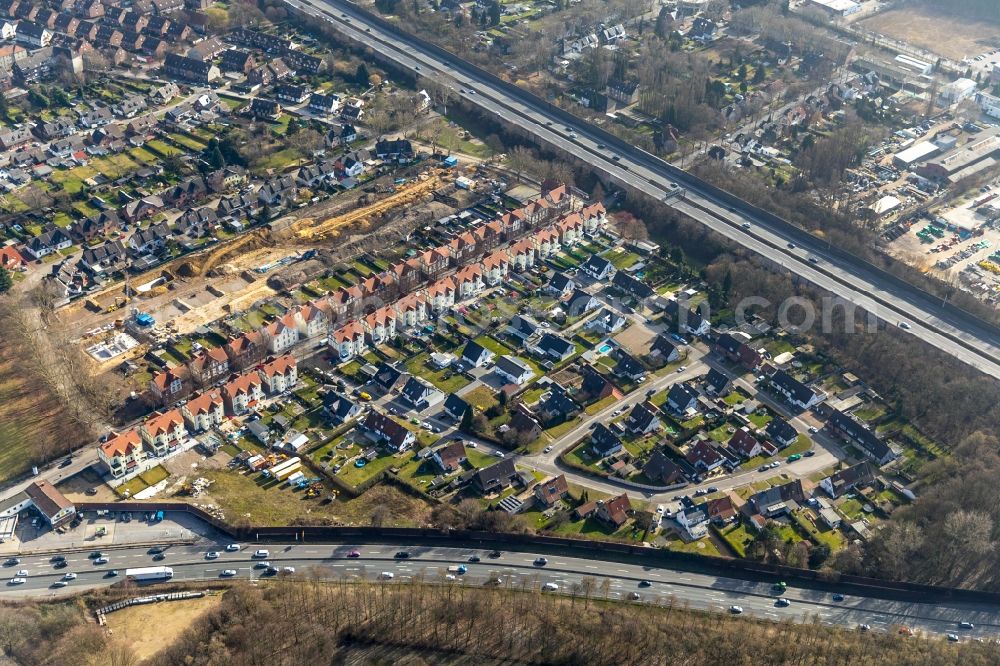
419;246;451;279
139;409;187;456
454;263;485;299
187;346;230;386
225;330;265;370
149;366;190;405
580;201;607;233
331;319;366;361
180;389;225;432
426;276;456;312
364;305;397;345
358;271;397;304
470;219;504;254
328;284;365;321
263;312;300;354
293;300;332;340
258;354;297;394
222;371;264;415
509;238;536;271
449;230;479;265
98;430;144;479
531;226;561;259
388;256;424;294
395;291;429;329
481;248;510;285
556;211;584;245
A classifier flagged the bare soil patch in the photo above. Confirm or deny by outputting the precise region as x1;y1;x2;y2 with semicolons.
859;7;1000;61
106;594;223;661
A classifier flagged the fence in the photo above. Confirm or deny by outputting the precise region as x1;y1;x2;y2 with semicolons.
78;500;1000;606
96;591;205;625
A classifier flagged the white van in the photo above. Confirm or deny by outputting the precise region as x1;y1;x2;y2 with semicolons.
253;549;270;558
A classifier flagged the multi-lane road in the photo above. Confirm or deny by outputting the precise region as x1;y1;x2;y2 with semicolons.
283;0;1000;380
4;541;997;640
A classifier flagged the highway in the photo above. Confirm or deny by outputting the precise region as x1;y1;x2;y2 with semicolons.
284;0;1000;380
4;542;998;640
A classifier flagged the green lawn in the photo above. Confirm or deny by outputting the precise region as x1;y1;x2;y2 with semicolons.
718;522;753;557
472;334;512;357
462;386;499;411
602;248;642;270
146;139;182;157
405;353;470;393
584;394;617;415
338;449;413;487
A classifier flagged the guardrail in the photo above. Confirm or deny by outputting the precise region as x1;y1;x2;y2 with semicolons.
306;0;1000;358
78;501;1000;607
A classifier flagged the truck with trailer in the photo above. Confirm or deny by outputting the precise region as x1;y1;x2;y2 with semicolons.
265;457;301;479
125;566;174;582
272;460;303;482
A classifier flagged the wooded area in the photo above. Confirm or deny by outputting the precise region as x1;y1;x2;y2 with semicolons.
146;582;994;665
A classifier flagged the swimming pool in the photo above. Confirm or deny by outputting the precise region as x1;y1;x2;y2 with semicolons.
597;343;613;354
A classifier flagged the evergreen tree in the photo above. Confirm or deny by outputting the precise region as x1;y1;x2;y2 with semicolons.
355;63;370;87
752;65;766;84
460;406;473;431
0;267;11;295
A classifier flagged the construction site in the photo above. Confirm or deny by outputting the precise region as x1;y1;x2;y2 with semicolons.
60;165;483;379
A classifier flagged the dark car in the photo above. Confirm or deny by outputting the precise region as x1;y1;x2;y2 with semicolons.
152;553;166;561
468;555;481;563
488;550;502;558
50;555;65;563
533;557;548;566
53;561;68;569
147;547;163;555
105;570;119;578
394;551;411;559
347;550;361;558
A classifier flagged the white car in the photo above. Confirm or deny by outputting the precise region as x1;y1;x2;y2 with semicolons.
282;567;296;574
8;578;24;585
899;321;911;330
253;549;269;558
468;442;478;448
52;581;68;588
380;571;395;580
15;570;27;578
493;450;505;458
770;461;781;469
542;582;559;591
225;544;241;552
543;446;552;453
206;551;220;560
729;605;743;614
94;557;109;565
445;574;457;581
677;366;686;372
63;572;77;581
220;569;237;577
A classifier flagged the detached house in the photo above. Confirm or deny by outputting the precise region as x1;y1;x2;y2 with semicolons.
431;440;467;473
180;389;225;432
666;382;699;414
595;493;632;528
536;332;575;362
494;355;535;385
362;410;415;452
590;422;623;458
566;288;599;317
581;254;614;281
533;474;569;507
650;334;680;363
765;417;798;449
98;430;145;478
624;401;662;435
587;307;626;334
473;457;518;494
461;340;494;368
23;226;71;259
727;427;762;459
138;409;187;456
258;354;298;394
643;450;686;486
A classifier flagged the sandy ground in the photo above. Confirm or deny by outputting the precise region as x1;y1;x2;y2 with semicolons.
613;321;657;356
859;7;1000;61
106;594;223;661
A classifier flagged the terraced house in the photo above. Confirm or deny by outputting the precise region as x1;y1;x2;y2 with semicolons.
138;409;187;456
98;430;145;478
